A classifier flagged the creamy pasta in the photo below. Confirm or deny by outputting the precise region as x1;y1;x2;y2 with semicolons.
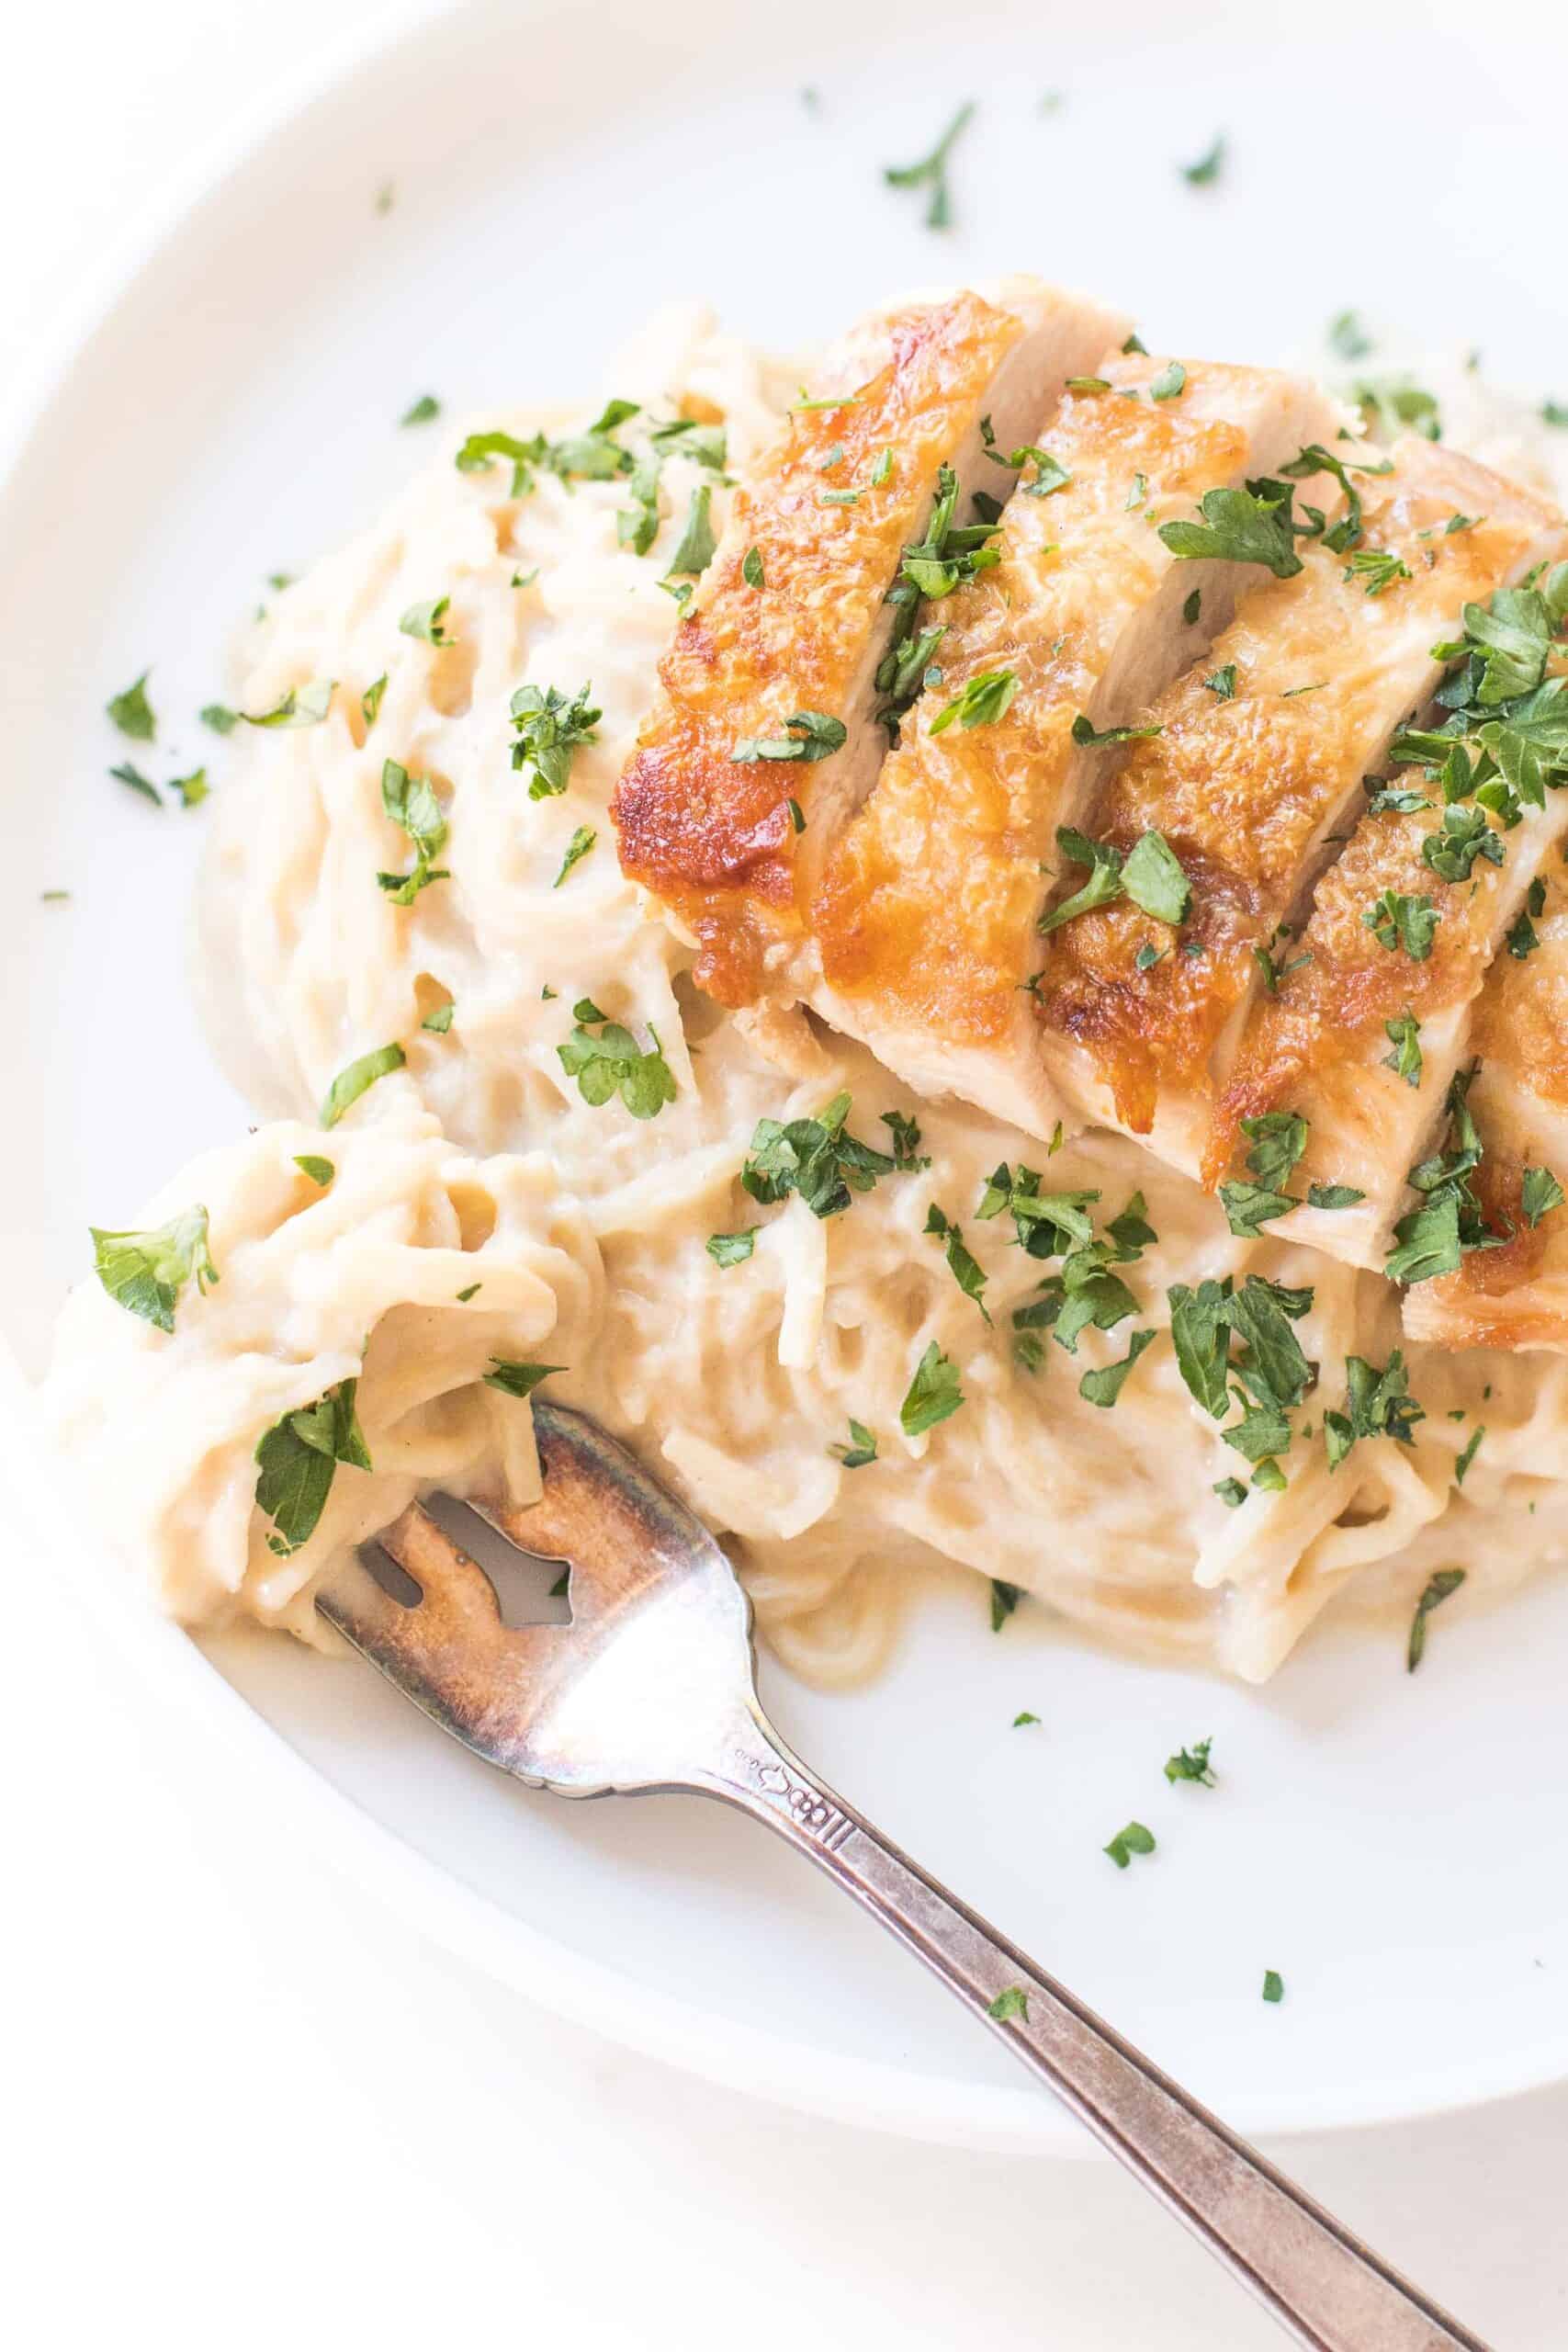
40;306;1568;1682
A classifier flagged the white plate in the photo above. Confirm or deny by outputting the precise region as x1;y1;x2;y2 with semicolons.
5;0;1568;2155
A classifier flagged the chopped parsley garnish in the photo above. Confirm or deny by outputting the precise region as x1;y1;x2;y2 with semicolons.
1506;877;1547;959
883;100;975;229
90;1205;218;1333
1182;589;1201;625
1179;135;1224;186
361;674;387;729
1329;311;1373;361
987;1985;1029;2021
925;1203;991;1321
1204;663;1237;700
990;1577;1022;1631
742;1091;900;1217
1213;1476;1247;1507
558;1001;676;1119
732;708;847;764
200;703;239;735
1454;1424;1485;1486
881;1109;930;1169
1382;1011;1424;1088
400;596;452;645
321;1042;405;1127
377;758;448;904
1323;1351;1425;1468
1522;1165;1564;1226
1262;1971;1285;2005
456;1286;480;1302
1148;360;1186;401
482;1360;563;1399
1307;1182;1366;1210
741;546;765;589
1013;1711;1041;1727
1253;926;1311;994
617;455;662;554
553;825;596;887
901;1341;964;1436
930;668;1017;734
400;393;440;426
1104;1821;1156;1869
1159;481;1303;578
1070;713;1164;750
706;1228;757;1268
1353;376;1441;445
1038;824;1190;933
1235;1110;1307;1192
1164;1738;1215;1787
830;1419;878;1469
106;670;156;741
1345;547;1413;598
510;681;601;797
1168;1272;1315;1482
110;761;162;808
1279;442;1393;556
422;1001;455;1033
242;679;334;729
1078;1328;1155;1407
666;485;717;576
874;461;1002;733
1362;889;1438;960
254;1378;371;1556
1386;1064;1499;1284
294;1157;334;1186
1407;1566;1464;1671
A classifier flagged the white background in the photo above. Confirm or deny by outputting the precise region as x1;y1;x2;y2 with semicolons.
5;5;1567;2347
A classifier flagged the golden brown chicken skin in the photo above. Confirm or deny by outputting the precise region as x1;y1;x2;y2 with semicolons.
1032;440;1562;1172
612;281;1124;1005
808;356;1335;1137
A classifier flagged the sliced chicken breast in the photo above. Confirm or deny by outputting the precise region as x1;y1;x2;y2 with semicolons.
1032;439;1562;1176
612;279;1127;1005
1404;874;1568;1351
807;356;1336;1136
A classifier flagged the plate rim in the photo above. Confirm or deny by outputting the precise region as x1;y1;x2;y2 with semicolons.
6;0;1566;2155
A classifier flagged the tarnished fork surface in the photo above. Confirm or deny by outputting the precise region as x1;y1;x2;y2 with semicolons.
318;1402;1486;2352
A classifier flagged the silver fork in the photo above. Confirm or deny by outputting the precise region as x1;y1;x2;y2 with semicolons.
318;1400;1490;2352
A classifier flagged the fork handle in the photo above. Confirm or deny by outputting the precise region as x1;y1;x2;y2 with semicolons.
707;1707;1489;2352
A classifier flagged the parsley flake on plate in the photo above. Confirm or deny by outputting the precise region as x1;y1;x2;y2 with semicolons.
1406;1566;1465;1672
1104;1821;1156;1869
987;1985;1030;2022
883;100;975;230
106;670;156;741
1165;1737;1215;1786
293;1156;334;1187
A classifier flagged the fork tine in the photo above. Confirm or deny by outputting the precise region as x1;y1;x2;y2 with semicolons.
316;1504;562;1767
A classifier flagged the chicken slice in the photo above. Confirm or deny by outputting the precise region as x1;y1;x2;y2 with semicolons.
1403;871;1568;1351
1211;514;1568;1269
1032;439;1562;1178
807;356;1336;1136
611;279;1127;1006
